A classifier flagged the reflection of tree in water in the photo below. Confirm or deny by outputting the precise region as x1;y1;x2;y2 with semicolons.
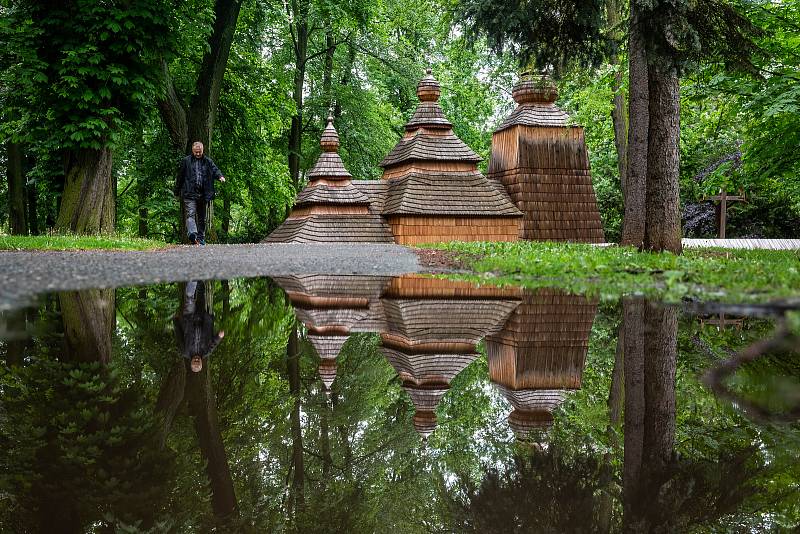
156;280;238;525
0;289;174;533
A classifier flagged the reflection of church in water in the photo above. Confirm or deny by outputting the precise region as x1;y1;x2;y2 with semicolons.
273;275;597;441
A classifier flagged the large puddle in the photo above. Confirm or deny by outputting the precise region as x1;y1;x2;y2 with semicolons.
1;275;798;531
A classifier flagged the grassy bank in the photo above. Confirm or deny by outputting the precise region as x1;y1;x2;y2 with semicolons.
0;234;170;251
425;241;800;303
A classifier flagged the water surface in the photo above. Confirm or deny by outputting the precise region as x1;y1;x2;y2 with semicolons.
1;275;798;532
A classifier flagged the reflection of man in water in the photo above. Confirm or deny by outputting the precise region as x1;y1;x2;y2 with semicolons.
173;280;224;372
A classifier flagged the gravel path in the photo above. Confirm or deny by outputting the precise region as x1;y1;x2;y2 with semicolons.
0;243;421;310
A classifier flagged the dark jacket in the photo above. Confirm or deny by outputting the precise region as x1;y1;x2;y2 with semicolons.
173;309;223;359
174;155;222;201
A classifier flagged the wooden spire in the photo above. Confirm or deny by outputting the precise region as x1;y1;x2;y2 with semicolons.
378;69;522;245
264;118;393;243
489;73;605;243
486;288;598;440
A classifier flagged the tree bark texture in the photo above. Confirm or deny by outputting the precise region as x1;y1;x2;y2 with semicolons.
58;289;115;364
623;299;679;532
644;64;682;253
622;298;645;534
7;141;28;234
186;0;243;153
287;324;305;512
621;2;648;247
27;175;38;235
287;326;305;510
607;0;628;198
155;357;187;448
186;363;238;520
55;147;115;234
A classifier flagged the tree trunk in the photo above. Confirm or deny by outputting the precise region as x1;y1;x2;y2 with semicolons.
155;357;187;448
157;1;242;242
642;302;677;472
320;393;332;481
221;193;231;240
287;324;305;513
607;0;628;198
7;141;28;234
288;18;308;190
2;307;27;366
644;64;682;253
334;45;357;121
621;1;648;247
323;28;335;114
623;299;679;532
55;147;115;234
27;175;38;235
186;362;238;521
622;298;645;534
185;0;243;153
137;176;149;237
332;389;353;478
58;289;115;364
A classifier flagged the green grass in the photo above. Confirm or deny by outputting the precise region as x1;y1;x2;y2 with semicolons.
425;241;800;303
0;234;170;251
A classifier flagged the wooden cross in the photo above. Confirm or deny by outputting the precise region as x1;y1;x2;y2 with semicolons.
700;313;743;331
707;189;746;239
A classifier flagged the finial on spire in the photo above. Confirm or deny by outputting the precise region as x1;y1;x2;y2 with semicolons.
417;68;440;103
320;116;340;152
512;73;558;105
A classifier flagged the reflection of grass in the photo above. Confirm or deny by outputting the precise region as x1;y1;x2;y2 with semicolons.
0;234;170;251
423;241;800;303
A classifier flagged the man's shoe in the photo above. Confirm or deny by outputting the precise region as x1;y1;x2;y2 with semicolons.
188;232;197;245
199;238;206;246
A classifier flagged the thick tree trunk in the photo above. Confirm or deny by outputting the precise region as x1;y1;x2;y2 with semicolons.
7;141;28;234
55;147;115;234
644;65;682;253
186;362;239;521
186;0;243;153
323;28;336;114
623;300;679;532
621;2;648;247
642;302;678;471
287;325;305;512
58;289;115;364
2;307;27;366
622;298;645;534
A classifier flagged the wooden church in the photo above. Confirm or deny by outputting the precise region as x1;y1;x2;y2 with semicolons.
485;289;598;440
265;70;603;244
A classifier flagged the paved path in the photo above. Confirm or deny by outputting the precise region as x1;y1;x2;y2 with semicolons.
0;244;421;310
682;238;800;250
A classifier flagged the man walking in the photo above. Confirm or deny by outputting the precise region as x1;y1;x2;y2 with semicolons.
174;141;226;245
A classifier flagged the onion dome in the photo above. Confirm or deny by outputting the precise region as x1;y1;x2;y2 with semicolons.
320;116;340;151
318;358;337;393
413;410;438;441
495;73;569;132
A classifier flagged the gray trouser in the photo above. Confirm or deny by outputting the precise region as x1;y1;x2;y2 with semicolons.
185;199;207;240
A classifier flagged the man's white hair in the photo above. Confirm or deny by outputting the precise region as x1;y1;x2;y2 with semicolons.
192;141;204;148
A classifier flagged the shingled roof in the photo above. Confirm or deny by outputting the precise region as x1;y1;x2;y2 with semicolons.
264;118;393;244
486;288;598;440
384;171;522;216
